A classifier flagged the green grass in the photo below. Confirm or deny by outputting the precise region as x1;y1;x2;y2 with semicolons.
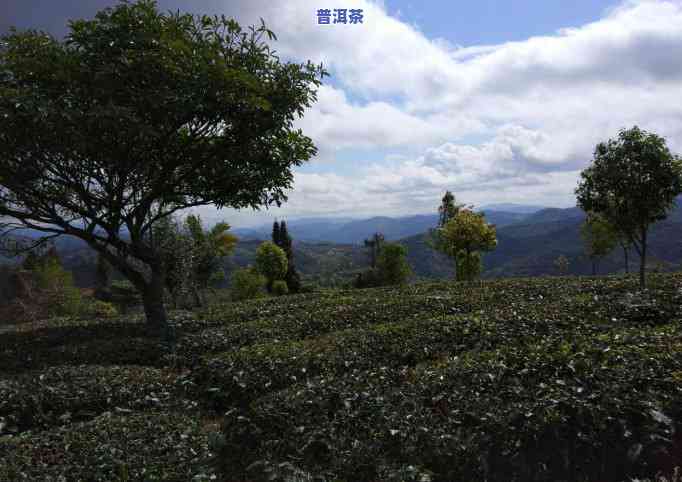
1;274;681;481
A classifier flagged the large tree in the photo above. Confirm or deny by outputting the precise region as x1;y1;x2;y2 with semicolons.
576;126;682;288
0;1;325;336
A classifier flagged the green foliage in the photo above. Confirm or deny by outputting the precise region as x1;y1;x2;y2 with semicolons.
376;243;411;285
437;190;464;228
576;126;682;287
186;215;238;290
231;267;265;301
255;241;288;292
581;213;619;274
273;220;301;293
0;0;325;328
153;214;237;307
201;275;682;482
29;252;82;317
455;250;481;281
4;270;682;481
84;300;119;319
363;232;385;268
435;209;497;281
272;280;289;296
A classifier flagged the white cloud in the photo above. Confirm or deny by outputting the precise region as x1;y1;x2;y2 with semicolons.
190;0;682;224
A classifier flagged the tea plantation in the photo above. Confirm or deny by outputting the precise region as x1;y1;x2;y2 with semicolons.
2;274;682;481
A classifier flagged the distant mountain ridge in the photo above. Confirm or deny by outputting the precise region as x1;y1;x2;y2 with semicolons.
5;199;681;287
233;209;534;244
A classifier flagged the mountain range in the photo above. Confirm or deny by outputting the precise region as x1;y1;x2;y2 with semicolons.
4;201;681;287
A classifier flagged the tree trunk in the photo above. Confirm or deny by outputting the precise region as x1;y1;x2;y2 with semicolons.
141;267;172;340
192;286;204;308
623;245;629;274
639;230;647;289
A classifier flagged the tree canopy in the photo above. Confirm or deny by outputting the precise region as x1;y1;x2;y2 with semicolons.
435;209;497;281
255;241;287;293
0;0;326;333
580;213;618;275
576;126;682;287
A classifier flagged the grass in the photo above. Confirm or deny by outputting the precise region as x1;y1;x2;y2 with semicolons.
1;273;681;481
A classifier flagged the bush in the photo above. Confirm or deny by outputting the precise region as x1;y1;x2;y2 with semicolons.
377;243;411;285
255;242;288;292
354;268;384;288
231;268;265;301
28;255;83;317
84;300;119;318
272;280;289;296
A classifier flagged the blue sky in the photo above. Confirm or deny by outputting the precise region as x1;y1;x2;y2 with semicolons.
386;1;619;46
3;0;682;228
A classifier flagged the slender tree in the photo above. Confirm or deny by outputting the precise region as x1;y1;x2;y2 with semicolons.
272;221;281;247
619;238;631;274
363;232;385;269
276;220;301;293
580;213;618;275
554;255;569;275
438;191;464;228
0;1;326;336
576;126;682;288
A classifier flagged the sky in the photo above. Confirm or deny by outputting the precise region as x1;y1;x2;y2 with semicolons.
3;0;682;227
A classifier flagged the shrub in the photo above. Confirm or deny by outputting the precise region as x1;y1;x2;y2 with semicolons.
231;268;265;301
255;242;288;292
29;255;82;317
272;280;289;296
353;268;384;288
84;300;119;318
377;243;411;285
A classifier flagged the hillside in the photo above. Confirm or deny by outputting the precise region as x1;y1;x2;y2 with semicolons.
233;209;531;243
5;200;682;288
2;274;682;480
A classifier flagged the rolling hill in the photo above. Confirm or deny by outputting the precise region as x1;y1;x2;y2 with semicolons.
4;200;681;287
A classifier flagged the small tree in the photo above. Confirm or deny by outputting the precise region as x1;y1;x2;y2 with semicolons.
184;215;237;304
430;191;466;256
438;190;464;228
363;232;385;269
255;241;287;293
376;243;411;285
273;220;301;293
576;126;682;288
554;255;569;275
618;237;632;275
231;267;265;302
580;213;618;275
436;209;497;281
272;280;289;296
0;0;325;336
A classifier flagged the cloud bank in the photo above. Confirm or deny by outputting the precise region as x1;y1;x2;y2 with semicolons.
190;0;682;226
